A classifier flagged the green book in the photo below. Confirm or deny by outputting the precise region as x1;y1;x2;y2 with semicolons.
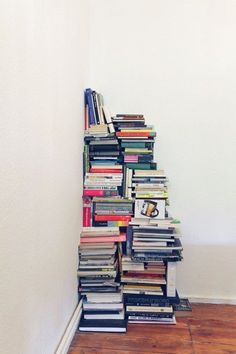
125;162;157;170
121;142;146;148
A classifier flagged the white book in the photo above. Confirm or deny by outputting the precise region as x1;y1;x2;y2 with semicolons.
166;262;177;297
126;305;173;313
134;199;165;219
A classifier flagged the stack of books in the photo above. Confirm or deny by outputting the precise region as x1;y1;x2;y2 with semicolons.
79;88;185;332
129;221;183;263
121;220;182;324
93;198;133;227
79;89;127;332
112;114;156;170
78;227;126;332
132;169;168;200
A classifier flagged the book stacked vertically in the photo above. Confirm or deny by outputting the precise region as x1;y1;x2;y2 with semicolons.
79;89;127;333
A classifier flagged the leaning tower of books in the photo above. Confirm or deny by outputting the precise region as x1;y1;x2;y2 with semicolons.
78;88;183;332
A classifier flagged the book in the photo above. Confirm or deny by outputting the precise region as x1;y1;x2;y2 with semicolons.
126;305;173;313
134;199;166;219
173;298;192;317
83;197;92;227
79;319;127;333
80;234;126;243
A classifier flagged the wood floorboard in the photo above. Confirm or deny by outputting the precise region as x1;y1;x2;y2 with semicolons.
68;349;174;354
68;304;236;354
193;342;236;354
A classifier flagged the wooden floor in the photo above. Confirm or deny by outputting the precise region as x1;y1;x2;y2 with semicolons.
68;303;236;354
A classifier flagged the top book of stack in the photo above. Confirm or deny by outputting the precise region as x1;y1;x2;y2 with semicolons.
84;88;115;136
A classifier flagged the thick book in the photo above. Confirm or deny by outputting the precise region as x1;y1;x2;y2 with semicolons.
79;319;127;333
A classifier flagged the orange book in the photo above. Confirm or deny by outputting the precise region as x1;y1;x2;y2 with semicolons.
116;132;154;137
90;169;122;173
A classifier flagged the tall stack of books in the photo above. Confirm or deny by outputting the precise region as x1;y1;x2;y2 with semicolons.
78;227;126;332
79;88;184;332
79;89;127;333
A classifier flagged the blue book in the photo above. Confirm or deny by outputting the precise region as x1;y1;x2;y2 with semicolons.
85;88;96;125
126;225;133;256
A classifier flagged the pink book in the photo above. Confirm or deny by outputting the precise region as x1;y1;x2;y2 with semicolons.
80;233;126;243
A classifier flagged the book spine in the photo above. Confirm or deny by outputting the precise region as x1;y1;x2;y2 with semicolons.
89;169;122;174
83;190;118;197
95;215;132;221
80;234;126;243
83;197;92;227
92;91;100;124
116;132;156;137
84;91;89;130
126;226;133;256
85;89;96;125
166;262;177;297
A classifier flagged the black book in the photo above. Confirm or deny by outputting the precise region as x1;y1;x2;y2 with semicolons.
90;145;120;152
92;91;100;124
79;319;127;332
124;291;180;306
83;310;121;315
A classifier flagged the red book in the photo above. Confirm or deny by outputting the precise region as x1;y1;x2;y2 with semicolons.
83;190;118;197
95;215;132;221
89;169;122;173
125;273;165;279
83;197;91;227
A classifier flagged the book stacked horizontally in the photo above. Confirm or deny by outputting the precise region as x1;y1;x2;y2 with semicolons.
128;220;183;262
78;227;127;332
93;198;134;228
112;114;156;171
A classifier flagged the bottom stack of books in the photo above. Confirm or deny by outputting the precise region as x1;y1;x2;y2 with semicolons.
78;227;127;333
121;256;177;325
120;221;183;325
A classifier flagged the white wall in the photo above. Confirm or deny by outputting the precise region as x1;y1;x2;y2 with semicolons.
0;1;88;353
88;0;236;301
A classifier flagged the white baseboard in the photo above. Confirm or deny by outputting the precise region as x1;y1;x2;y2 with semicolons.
187;296;236;305
55;300;82;354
